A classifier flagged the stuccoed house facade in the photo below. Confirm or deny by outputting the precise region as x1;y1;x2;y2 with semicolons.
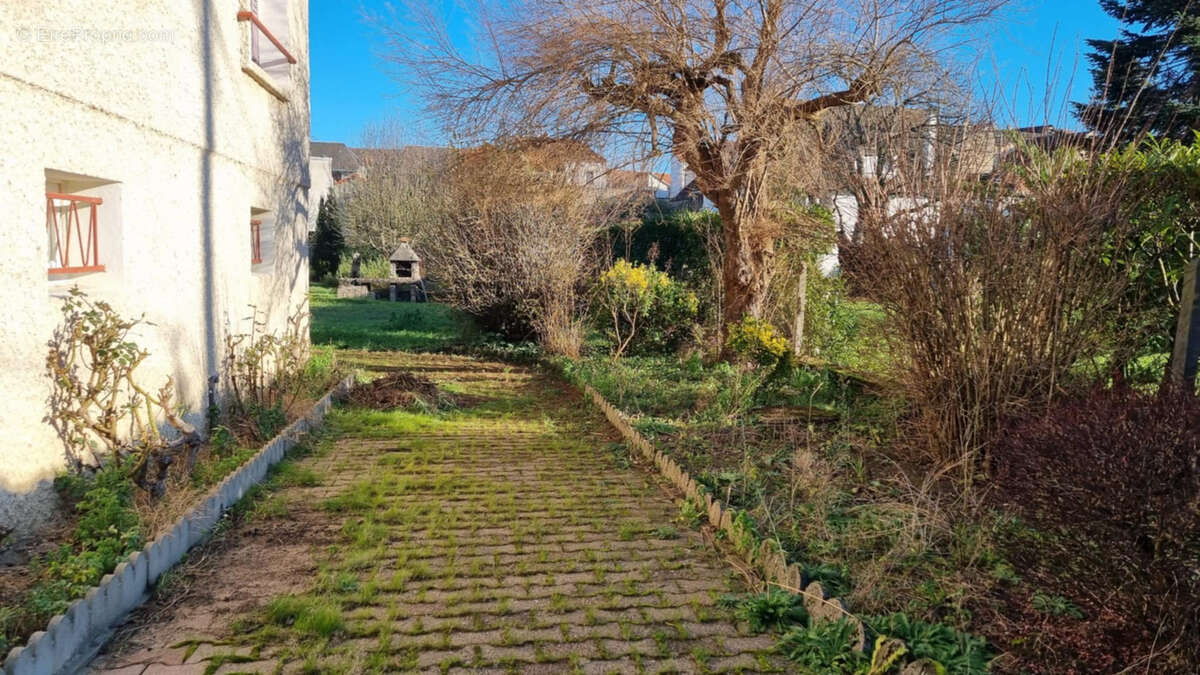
0;0;311;538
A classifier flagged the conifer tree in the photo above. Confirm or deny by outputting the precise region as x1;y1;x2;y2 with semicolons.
1077;0;1200;140
310;194;344;280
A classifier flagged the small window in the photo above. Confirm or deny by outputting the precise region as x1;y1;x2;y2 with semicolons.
46;192;104;275
250;208;274;272
250;219;263;264
44;169;121;283
239;0;295;96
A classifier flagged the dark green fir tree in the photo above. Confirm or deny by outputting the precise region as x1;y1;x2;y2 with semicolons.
1076;0;1200;141
310;194;345;281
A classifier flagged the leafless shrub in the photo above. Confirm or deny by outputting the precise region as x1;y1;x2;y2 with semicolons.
45;288;202;497
858;138;1141;467
221;307;311;441
420;142;628;351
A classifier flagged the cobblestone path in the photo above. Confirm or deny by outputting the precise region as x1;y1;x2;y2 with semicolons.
89;353;781;674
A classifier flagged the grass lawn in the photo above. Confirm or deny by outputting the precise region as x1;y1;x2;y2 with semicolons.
309;285;479;352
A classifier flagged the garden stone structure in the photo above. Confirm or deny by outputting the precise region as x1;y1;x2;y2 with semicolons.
0;0;312;539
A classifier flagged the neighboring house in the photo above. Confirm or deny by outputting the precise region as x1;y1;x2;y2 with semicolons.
507;138;608;188
666;174;717;211
352;145;454;178
607;169;670;199
0;0;311;537
669;161;695;199
660;109;1086;277
310;141;362;181
819;109;1088;276
307;153;335;233
308;141;364;233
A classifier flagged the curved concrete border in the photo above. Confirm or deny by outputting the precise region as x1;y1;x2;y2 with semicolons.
552;366;873;653
2;375;355;675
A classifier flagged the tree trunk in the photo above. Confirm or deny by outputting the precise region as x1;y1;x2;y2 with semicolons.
717;194;774;334
793;261;808;356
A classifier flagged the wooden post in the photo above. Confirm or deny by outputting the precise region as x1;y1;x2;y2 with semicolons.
792;261;808;357
1169;258;1200;391
389;283;398;302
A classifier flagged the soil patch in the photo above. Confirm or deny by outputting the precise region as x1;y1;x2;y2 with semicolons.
94;486;341;667
348;371;484;410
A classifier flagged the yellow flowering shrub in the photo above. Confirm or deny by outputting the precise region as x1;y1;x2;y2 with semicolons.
596;260;699;357
725;316;790;365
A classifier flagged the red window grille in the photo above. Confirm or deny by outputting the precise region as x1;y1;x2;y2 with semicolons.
238;5;297;68
46;192;105;275
250;219;263;264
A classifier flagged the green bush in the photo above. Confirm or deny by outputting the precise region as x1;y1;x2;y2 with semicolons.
594;259;699;357
803;274;888;372
335;253;392;280
609;209;719;283
24;467;143;622
1099;135;1200;384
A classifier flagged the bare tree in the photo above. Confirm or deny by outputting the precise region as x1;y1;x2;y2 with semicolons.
380;0;1005;339
340;121;447;258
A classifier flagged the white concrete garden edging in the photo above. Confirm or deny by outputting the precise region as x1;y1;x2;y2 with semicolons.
2;375;355;675
562;373;879;653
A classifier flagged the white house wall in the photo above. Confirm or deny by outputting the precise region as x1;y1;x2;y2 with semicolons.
0;0;311;535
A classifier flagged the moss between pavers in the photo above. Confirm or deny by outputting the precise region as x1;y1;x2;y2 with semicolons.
205;354;784;672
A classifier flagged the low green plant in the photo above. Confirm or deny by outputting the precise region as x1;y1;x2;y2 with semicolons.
778;617;868;672
653;525;680;540
729;510;758;554
0;608;13;656
719;590;808;633
191;447;256;488
208;425;236;456
253;402;287;439
802;274;889;373
42;468;142;595
867;613;991;674
678;498;705;528
14;466;144;640
1030;592;1084;619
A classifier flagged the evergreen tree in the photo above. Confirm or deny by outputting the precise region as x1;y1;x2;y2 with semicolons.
310;194;344;280
1076;0;1200;141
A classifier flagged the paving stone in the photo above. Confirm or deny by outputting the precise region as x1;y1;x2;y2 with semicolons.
89;666;148;675
89;353;785;673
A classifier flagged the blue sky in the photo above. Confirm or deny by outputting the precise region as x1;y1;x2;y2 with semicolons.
309;1;1122;146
